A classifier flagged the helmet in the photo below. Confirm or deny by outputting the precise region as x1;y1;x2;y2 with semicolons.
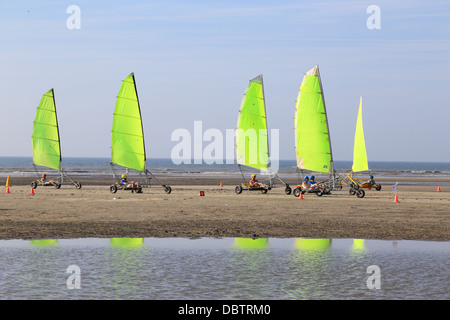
251;174;256;178
42;174;46;178
121;174;127;179
304;176;309;180
310;175;315;180
370;175;374;179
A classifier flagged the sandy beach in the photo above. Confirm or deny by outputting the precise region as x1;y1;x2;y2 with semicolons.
0;176;448;241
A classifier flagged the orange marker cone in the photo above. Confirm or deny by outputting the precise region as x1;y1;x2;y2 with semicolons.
299;192;304;199
6;176;10;193
437;186;441;192
394;194;399;203
30;187;35;195
220;182;223;188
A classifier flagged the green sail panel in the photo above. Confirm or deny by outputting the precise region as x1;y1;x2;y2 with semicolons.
294;66;332;173
352;96;368;172
111;73;146;172
32;89;61;171
235;75;269;171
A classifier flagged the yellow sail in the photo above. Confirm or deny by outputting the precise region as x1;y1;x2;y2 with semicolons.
32;89;61;171
352;96;368;172
111;73;146;172
235;75;269;171
294;66;333;173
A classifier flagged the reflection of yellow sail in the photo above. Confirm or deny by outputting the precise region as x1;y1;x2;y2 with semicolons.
106;238;146;299
294;238;330;251
110;238;143;248
230;238;270;299
235;238;268;249
30;239;58;247
351;239;366;251
285;238;331;299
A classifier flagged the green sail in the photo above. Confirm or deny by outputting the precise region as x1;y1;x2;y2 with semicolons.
32;89;61;171
294;66;332;173
111;73;146;172
352;96;368;172
235;75;269;171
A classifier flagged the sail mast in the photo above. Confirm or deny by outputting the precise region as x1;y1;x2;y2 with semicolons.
260;74;270;165
51;88;62;166
131;72;147;166
316;65;334;174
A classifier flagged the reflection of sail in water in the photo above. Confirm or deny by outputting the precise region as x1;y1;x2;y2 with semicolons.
27;239;61;297
285;238;332;299
104;238;147;299
30;239;58;247
294;238;331;251
351;239;366;251
229;238;270;299
234;238;268;249
109;238;144;248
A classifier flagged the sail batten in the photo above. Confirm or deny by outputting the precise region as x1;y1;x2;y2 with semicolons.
32;89;61;171
111;73;146;172
235;74;270;171
294;66;333;174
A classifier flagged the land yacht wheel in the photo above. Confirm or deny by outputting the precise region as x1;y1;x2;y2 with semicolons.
356;189;365;198
110;185;117;194
285;185;292;195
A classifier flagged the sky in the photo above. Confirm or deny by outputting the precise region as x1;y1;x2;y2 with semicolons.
1;0;449;162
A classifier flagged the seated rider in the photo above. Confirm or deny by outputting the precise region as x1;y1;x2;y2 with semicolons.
309;175;324;192
120;174;139;189
301;176;311;191
249;174;261;188
360;175;375;188
41;174;57;186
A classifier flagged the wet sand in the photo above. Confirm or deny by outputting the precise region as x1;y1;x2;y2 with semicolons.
0;176;449;241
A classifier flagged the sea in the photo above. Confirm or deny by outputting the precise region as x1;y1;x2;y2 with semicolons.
1;157;450;180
